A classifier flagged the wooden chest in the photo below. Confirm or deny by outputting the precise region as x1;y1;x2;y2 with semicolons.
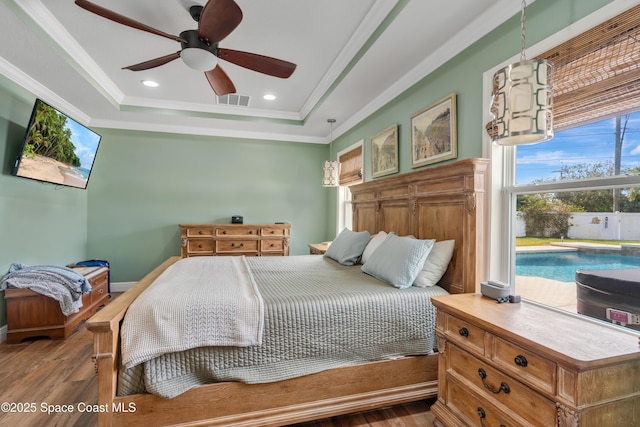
180;224;290;257
4;266;109;343
431;294;640;427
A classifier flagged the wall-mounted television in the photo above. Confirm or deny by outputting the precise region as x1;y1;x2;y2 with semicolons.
12;99;101;189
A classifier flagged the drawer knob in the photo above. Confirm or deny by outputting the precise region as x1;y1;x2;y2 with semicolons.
231;243;244;248
270;243;275;247
249;230;253;234
514;354;528;367
222;231;227;234
477;407;506;427
478;368;511;394
459;327;469;337
271;230;275;234
198;230;203;235
198;244;203;248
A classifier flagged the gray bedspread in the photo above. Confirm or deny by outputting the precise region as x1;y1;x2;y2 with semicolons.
118;255;449;398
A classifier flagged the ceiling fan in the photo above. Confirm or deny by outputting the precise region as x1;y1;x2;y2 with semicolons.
74;0;297;96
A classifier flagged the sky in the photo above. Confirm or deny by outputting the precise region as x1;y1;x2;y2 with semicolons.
66;118;101;170
516;112;640;185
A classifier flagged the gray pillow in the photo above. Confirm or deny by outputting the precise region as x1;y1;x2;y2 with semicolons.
324;228;371;265
361;234;435;289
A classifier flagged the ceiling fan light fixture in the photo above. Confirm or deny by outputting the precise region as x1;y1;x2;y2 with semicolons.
181;47;218;71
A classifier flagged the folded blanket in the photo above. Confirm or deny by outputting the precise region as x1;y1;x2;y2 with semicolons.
121;256;264;369
0;264;91;316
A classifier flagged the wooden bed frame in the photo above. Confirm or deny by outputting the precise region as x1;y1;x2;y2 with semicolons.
86;158;488;426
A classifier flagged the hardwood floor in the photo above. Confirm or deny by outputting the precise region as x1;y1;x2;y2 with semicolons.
0;309;437;427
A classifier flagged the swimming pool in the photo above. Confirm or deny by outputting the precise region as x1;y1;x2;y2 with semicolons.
516;251;640;282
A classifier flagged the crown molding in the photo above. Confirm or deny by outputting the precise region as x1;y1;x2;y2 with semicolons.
0;56;91;124
335;0;525;139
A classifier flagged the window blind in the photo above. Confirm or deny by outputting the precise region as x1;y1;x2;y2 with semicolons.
537;4;640;131
339;145;363;186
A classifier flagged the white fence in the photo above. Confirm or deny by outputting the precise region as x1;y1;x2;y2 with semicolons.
516;212;640;240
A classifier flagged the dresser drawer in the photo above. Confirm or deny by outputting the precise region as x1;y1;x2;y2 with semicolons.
217;240;259;253
449;344;556;426
216;227;258;236
492;336;557;395
186;227;214;237
261;227;287;237
90;273;109;303
446;375;523;427
90;276;109;304
187;239;215;254
444;313;486;355
261;239;284;252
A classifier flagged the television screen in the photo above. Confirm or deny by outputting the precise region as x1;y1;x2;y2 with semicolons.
12;99;101;189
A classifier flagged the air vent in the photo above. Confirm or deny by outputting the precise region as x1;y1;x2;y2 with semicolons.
216;94;251;107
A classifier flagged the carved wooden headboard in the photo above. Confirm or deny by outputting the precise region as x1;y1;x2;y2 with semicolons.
350;158;488;294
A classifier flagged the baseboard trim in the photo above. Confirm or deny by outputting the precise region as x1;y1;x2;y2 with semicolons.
111;281;135;293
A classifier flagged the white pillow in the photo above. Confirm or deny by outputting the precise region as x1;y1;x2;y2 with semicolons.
361;234;435;289
413;240;455;287
360;231;388;264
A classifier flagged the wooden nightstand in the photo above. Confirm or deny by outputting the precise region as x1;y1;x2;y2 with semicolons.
431;294;640;427
308;242;329;255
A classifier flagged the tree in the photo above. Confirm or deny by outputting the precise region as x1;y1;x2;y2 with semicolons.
539;162;618;212
25;103;80;167
518;193;582;238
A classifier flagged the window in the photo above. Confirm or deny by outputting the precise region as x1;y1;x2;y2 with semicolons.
337;140;363;233
510;117;640;314
486;3;640;326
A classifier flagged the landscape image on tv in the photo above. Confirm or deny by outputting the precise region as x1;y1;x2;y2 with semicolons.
14;99;101;189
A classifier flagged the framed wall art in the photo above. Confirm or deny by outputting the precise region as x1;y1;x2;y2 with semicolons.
370;124;398;178
410;93;457;168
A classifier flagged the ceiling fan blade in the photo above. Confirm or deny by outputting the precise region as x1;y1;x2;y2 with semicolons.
205;65;236;96
75;0;186;44
217;48;296;78
122;52;181;71
198;0;243;45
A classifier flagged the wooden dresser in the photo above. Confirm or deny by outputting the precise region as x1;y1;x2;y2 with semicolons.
180;223;290;257
4;266;109;343
431;294;640;427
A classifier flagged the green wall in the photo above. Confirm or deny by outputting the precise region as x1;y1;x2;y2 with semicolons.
325;0;611;233
86;128;328;282
0;79;89;325
0;0;613;327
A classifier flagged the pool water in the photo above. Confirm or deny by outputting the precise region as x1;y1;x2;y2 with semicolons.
516;251;640;282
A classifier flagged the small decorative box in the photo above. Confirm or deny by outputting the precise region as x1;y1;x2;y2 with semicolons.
480;280;511;301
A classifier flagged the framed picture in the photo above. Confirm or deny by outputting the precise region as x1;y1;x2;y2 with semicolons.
410;93;457;168
370;124;398;178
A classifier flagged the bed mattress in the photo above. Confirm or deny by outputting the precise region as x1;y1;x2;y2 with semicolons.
118;255;449;398
576;268;640;330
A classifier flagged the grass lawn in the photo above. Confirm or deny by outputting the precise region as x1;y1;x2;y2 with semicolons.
516;237;640;246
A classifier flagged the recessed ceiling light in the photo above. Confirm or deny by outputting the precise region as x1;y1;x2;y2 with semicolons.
141;80;159;88
263;94;276;101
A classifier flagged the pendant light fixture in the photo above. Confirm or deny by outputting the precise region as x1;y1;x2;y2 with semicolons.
322;118;340;187
490;0;553;145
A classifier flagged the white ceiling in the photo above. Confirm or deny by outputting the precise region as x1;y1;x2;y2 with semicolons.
0;0;523;144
